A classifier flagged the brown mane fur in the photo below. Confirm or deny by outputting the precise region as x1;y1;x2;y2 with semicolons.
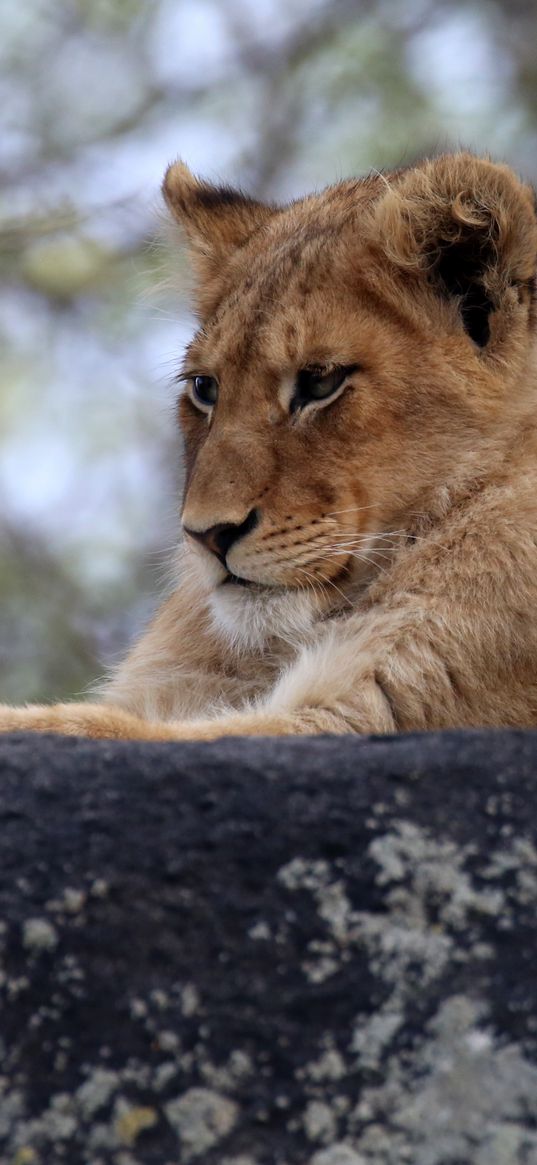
3;151;537;740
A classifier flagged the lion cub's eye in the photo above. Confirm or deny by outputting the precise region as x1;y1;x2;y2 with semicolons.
192;375;218;409
291;364;359;413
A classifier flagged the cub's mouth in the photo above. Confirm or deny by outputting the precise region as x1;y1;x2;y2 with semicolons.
221;571;333;595
223;572;256;589
221;573;288;593
221;558;353;592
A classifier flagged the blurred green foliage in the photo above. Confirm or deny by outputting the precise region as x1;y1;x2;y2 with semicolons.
1;0;536;700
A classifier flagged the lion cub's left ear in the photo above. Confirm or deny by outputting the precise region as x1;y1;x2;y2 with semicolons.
163;161;275;312
373;153;537;348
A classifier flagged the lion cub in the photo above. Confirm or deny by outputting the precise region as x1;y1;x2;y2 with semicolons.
2;152;537;741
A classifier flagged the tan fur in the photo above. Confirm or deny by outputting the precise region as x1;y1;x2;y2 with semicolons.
3;152;537;741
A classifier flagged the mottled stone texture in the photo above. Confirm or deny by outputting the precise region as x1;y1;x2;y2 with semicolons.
1;731;537;1165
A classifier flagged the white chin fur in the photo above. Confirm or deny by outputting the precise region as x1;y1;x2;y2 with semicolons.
209;582;320;653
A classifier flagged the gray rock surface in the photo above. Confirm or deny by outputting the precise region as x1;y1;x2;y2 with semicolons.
1;729;537;1164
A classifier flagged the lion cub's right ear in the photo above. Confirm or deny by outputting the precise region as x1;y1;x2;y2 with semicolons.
163;161;275;314
372;153;537;349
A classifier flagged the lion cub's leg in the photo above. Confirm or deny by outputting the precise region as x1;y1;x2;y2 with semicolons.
0;699;355;742
0;702;181;741
0;625;396;741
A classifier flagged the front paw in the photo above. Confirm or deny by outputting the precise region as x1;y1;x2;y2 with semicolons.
0;702;134;739
0;704;51;733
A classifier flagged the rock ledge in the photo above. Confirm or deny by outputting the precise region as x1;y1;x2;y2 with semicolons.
1;729;537;1164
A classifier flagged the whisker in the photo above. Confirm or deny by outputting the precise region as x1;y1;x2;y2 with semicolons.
296;564;352;610
326;504;379;517
323;529;410;542
323;539;392;553
330;548;390;575
322;539;397;557
323;545;392;559
295;565;330;607
317;570;354;608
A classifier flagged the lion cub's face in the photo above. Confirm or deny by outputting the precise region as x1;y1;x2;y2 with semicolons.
164;155;537;643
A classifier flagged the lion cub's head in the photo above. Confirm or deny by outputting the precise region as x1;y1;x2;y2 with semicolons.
163;153;537;647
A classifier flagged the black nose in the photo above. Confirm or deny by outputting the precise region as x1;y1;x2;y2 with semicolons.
184;508;259;564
